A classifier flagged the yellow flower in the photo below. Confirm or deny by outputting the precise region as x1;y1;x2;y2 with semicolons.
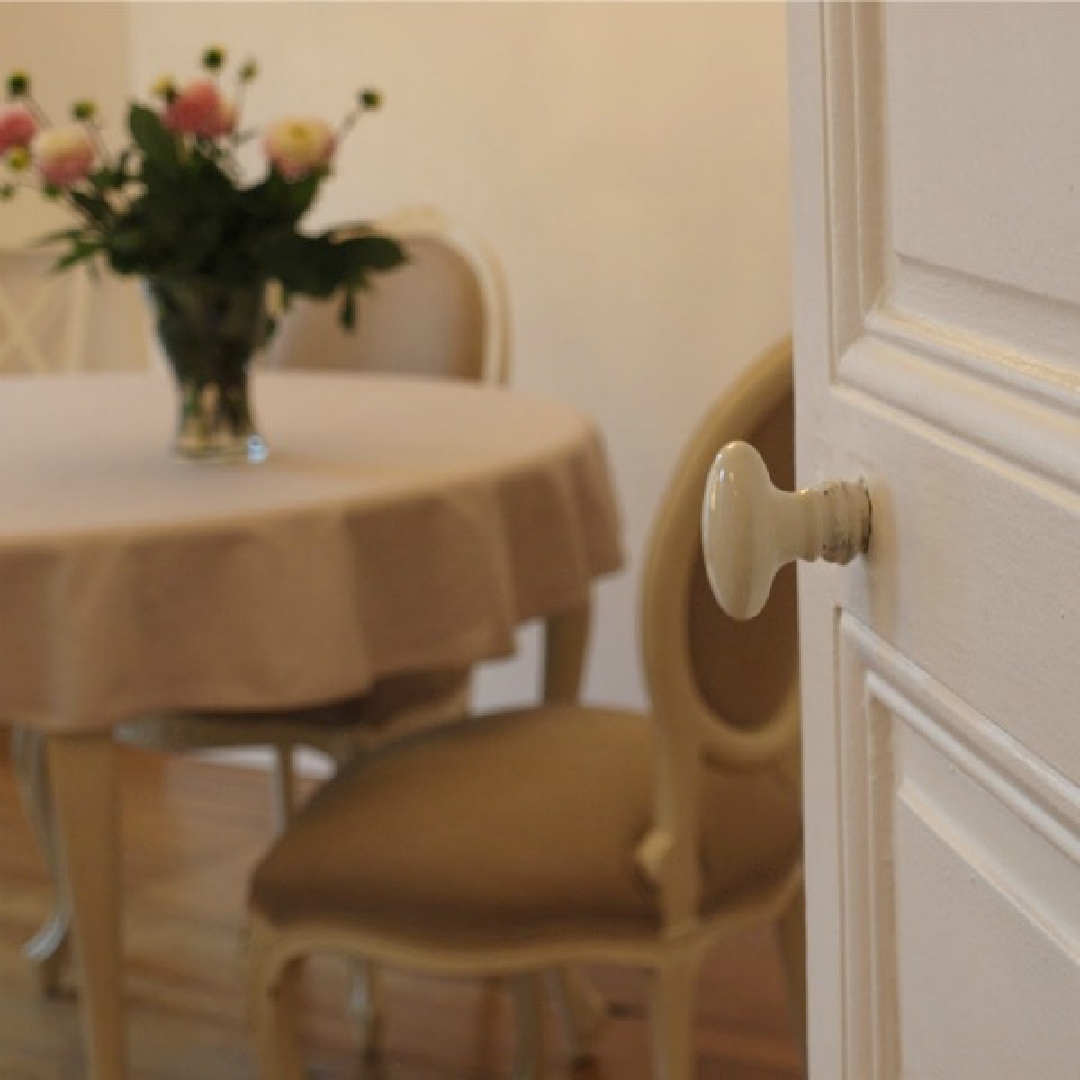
6;146;30;171
151;75;177;102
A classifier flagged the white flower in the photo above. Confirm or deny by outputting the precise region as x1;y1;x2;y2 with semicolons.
32;125;96;187
263;118;335;181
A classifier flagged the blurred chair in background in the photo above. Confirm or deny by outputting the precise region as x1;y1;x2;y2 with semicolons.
263;204;508;386
0;246;148;375
0;249;88;374
247;338;806;1080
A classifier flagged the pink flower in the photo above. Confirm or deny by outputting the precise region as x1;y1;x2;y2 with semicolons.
263;118;335;180
31;125;96;187
211;97;238;138
163;78;236;138
0;103;38;153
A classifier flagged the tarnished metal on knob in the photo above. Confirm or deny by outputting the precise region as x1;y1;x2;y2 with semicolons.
701;440;871;620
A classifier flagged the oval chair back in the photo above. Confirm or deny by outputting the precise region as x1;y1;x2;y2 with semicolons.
263;205;509;386
638;337;800;932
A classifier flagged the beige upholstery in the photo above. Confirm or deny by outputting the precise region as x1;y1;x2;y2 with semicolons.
247;338;805;1080
254;707;799;942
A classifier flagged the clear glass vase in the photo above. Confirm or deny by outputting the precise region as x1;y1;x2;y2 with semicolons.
144;276;270;463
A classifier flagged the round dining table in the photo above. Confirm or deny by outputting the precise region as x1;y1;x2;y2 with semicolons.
0;370;623;1080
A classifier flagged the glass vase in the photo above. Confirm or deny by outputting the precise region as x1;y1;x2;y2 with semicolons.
144;276;270;463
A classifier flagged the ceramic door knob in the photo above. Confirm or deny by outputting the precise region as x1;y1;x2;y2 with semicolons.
701;440;871;620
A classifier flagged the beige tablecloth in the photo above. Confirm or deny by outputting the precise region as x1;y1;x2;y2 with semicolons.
0;372;623;732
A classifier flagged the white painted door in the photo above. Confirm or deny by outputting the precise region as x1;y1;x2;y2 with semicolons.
789;4;1080;1078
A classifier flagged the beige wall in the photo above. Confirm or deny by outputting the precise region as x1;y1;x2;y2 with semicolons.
1;2;132;244
9;2;791;710
2;3;148;370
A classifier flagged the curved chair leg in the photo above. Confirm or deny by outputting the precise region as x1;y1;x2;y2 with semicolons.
547;967;608;1064
511;975;545;1080
11;726;73;996
776;883;807;1057
469;976;505;1078
349;959;387;1060
24;908;72;997
650;949;701;1080
250;947;306;1080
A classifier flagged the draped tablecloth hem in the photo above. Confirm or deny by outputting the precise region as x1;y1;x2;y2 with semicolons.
0;374;624;734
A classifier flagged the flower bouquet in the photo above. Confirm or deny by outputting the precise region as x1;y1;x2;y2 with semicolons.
0;45;405;460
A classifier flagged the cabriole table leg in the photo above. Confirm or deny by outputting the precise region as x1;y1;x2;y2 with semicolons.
47;731;126;1080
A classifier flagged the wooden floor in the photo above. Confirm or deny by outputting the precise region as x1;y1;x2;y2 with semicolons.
0;742;804;1080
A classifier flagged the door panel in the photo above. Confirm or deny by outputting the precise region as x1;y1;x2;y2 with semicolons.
838;615;1080;1079
789;3;1080;1077
885;3;1080;312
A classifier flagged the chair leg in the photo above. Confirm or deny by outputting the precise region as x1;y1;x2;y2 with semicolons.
348;959;387;1060
12;725;73;996
776;883;807;1057
24;908;72;997
650;950;700;1080
547;967;607;1064
469;977;505;1078
271;744;297;833
510;975;546;1080
250;952;306;1080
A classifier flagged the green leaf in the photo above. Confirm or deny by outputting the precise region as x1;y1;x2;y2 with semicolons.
340;234;407;275
254;232;339;295
55;238;105;270
245;170;322;227
340;288;356;329
69;189;113;227
128;103;179;169
32;227;88;247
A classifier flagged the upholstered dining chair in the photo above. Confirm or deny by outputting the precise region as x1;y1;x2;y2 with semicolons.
0;246;148;374
246;337;806;1080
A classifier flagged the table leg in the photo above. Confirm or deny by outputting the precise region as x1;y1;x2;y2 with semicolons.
538;602;608;1060
539;601;592;705
11;725;73;994
47;731;126;1080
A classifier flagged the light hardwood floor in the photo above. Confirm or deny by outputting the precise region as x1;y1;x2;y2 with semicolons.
0;741;804;1080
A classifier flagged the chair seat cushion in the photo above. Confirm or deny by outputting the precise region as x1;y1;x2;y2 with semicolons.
250;706;801;947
